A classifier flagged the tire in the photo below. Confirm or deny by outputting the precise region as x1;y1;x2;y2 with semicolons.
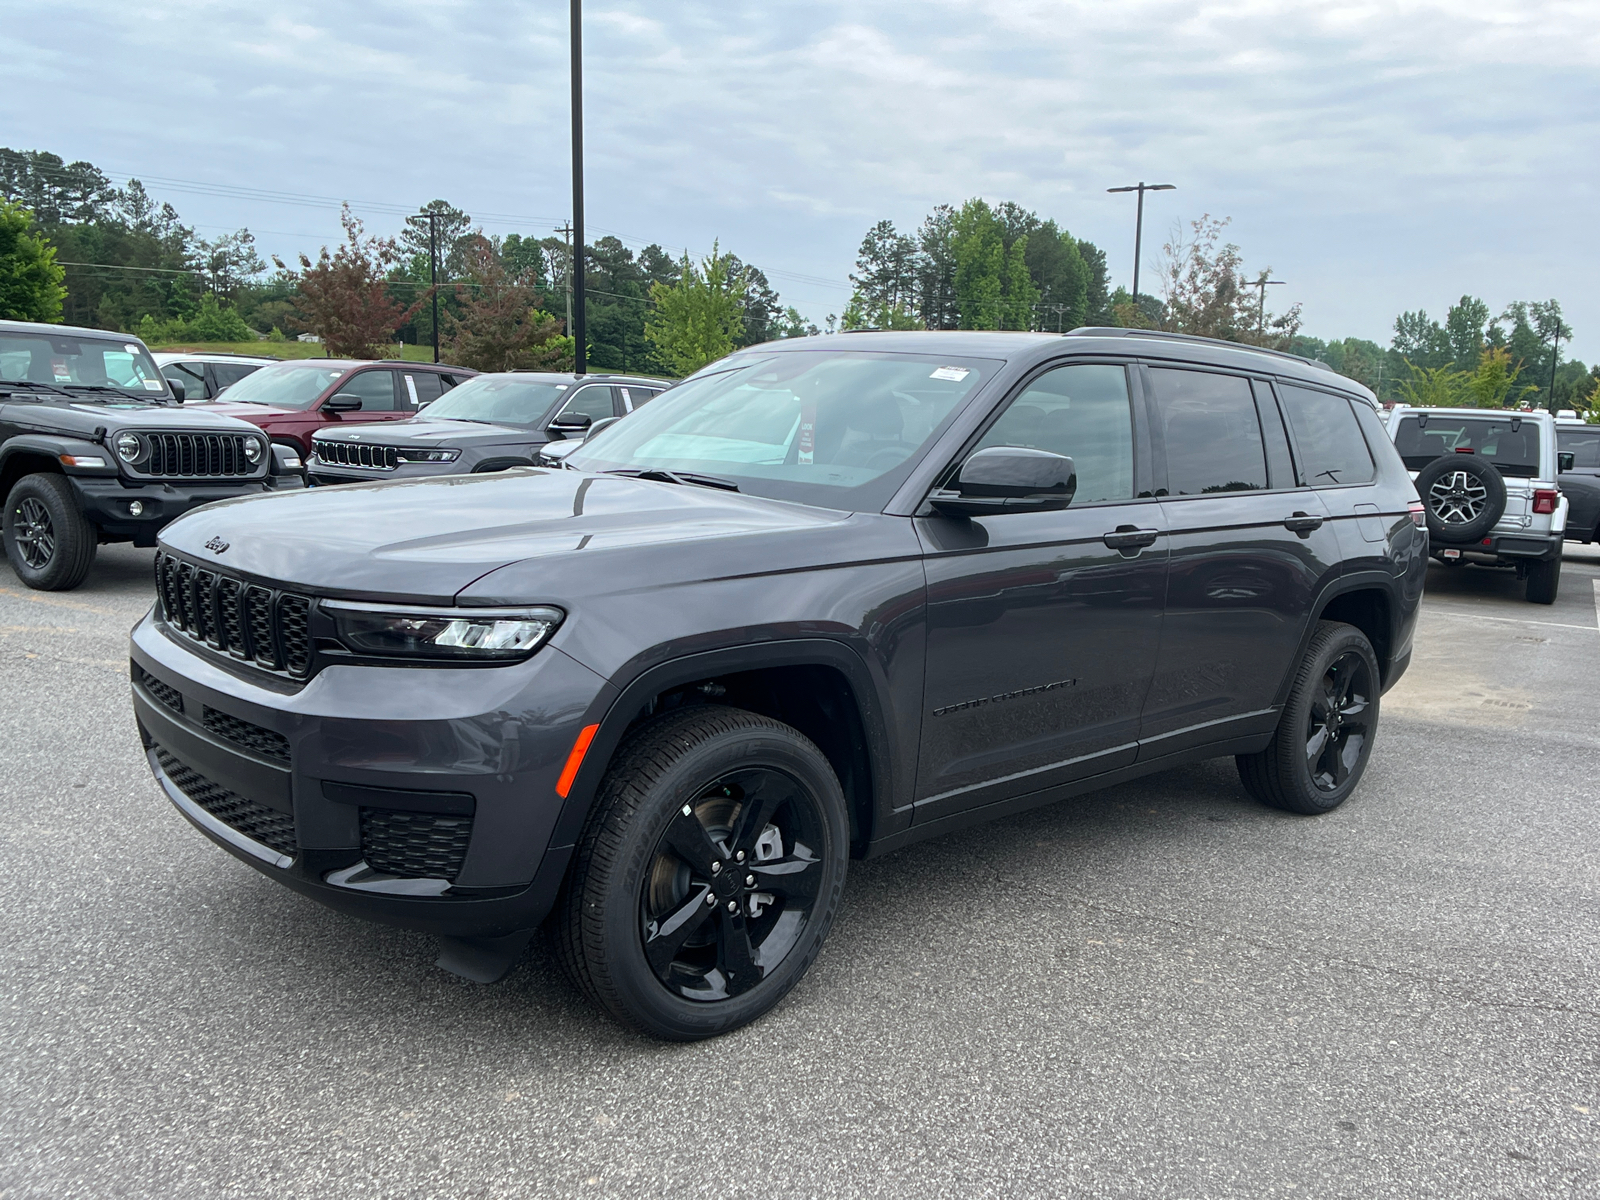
1525;555;1561;605
3;473;97;591
1414;454;1506;544
1237;621;1380;815
556;706;848;1041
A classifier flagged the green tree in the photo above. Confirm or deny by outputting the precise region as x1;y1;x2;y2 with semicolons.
1444;295;1490;371
1462;346;1535;409
1396;361;1468;407
645;242;746;376
950;199;1038;330
441;235;569;371
0;199;66;321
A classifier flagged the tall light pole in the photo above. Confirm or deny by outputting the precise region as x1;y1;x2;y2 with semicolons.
1547;325;1563;414
570;0;587;376
427;210;439;363
1106;182;1175;310
1242;276;1286;339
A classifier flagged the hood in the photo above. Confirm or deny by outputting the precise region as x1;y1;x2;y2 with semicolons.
313;417;543;448
157;468;847;603
205;400;300;421
3;398;270;438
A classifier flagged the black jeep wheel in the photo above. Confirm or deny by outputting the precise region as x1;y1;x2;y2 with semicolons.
3;473;97;591
556;706;848;1041
1414;455;1506;544
1525;554;1561;605
1237;621;1380;815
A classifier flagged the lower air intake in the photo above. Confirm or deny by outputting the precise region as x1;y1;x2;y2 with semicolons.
360;809;473;881
155;745;297;858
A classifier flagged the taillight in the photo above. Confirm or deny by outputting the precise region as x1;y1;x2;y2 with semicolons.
1408;503;1427;527
1533;489;1558;515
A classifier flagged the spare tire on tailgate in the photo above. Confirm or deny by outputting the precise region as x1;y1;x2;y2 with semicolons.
1414;454;1506;544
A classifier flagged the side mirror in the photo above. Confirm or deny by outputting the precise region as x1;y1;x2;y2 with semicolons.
325;393;363;412
166;378;185;403
548;411;592;435
929;446;1077;517
1558;451;1575;473
585;416;620;440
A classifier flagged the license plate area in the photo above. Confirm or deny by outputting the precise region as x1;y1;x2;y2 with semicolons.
1441;548;1462;559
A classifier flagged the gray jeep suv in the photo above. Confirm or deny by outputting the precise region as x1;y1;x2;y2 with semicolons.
130;330;1426;1039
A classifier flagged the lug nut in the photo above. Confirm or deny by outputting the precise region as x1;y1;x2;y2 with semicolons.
711;861;721;874
745;875;755;887
727;901;737;912
705;892;717;906
735;850;745;862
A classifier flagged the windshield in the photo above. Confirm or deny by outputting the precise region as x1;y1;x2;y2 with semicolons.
1394;415;1542;478
566;350;995;511
1559;426;1600;468
0;332;168;399
422;375;569;425
220;361;347;409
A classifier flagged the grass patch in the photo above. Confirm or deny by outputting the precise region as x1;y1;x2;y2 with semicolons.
148;342;441;363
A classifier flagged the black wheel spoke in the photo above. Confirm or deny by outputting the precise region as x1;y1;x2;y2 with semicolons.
729;774;794;855
1305;724;1329;766
661;806;723;874
715;908;761;996
643;887;715;974
749;847;822;905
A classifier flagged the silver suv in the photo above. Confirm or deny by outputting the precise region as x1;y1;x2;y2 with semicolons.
1386;405;1566;603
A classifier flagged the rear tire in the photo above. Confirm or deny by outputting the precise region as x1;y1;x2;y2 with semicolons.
1237;621;1380;815
1525;555;1561;605
556;706;848;1041
3;473;97;591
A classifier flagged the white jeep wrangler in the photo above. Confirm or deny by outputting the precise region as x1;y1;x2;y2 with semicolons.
1386;405;1567;603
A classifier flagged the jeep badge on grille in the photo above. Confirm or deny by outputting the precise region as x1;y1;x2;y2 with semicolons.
204;536;230;554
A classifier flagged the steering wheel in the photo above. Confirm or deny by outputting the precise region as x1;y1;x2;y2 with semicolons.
864;445;912;471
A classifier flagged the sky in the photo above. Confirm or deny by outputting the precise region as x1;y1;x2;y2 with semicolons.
9;0;1600;359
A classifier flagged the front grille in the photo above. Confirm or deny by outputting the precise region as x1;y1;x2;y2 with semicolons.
361;809;473;881
202;706;290;762
143;432;259;478
132;663;183;713
155;552;313;679
155;745;296;857
314;440;400;470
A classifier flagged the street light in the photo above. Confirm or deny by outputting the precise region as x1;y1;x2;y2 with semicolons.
570;0;587;376
1241;276;1286;339
1106;182;1175;309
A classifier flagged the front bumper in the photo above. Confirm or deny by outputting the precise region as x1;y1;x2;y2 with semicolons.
71;476;274;546
130;611;614;938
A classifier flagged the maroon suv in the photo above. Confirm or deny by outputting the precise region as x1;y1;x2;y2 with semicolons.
207;359;476;458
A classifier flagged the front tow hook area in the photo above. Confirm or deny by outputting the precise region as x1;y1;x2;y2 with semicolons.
435;930;537;984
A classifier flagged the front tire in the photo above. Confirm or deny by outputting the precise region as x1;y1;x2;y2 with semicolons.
556;706;848;1040
1525;555;1560;605
3;473;97;591
1237;621;1380;815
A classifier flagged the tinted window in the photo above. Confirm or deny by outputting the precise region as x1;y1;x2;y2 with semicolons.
337;370;398;412
632;387;662;406
1392;414;1539;478
1559;427;1600;469
1279;385;1375;486
216;362;350;409
975;363;1133;504
556;384;618;423
211;362;261;389
0;332;166;396
410;371;444;404
165;361;208;400
424;375;569;424
1147;368;1267;495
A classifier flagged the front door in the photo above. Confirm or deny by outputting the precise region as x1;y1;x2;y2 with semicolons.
1137;365;1344;758
913;361;1167;823
326;369;403;429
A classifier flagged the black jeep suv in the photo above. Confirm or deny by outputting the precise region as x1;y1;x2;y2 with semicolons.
129;330;1425;1039
0;320;292;591
307;372;668;485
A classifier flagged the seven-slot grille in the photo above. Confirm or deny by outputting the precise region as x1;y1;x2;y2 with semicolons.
314;440;400;470
155;551;314;678
141;432;260;478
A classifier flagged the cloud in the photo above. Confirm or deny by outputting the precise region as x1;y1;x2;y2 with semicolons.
8;0;1600;350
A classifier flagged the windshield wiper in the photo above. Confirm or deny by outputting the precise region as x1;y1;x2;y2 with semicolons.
62;384;159;399
606;468;740;492
0;379;73;397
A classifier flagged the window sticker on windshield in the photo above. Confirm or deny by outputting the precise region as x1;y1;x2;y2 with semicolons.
144;379;164;390
930;366;970;382
124;344;140;355
798;399;816;465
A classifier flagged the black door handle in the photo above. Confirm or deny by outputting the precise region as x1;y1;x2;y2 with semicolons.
1283;511;1324;534
1103;525;1160;551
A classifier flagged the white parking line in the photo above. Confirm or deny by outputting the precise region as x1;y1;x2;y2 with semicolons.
1423;607;1600;633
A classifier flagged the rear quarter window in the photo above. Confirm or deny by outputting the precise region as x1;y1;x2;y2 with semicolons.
1279;384;1375;486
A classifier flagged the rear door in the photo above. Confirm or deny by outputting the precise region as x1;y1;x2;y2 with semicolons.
1558;425;1600;539
913;359;1168;821
1138;364;1343;759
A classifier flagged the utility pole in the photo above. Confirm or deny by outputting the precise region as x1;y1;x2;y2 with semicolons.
1547;325;1563;414
427;210;440;364
1106;181;1175;309
556;222;574;341
570;0;587;375
1241;276;1286;339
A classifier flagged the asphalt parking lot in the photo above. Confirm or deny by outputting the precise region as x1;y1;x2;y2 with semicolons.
2;543;1598;1199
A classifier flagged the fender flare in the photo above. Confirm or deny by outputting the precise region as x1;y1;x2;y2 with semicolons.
0;433;116;479
1272;569;1404;708
546;638;899;853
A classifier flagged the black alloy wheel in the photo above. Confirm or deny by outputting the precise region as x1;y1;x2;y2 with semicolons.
641;767;826;1001
3;473;97;591
1303;648;1374;794
557;706;848;1040
1237;621;1381;815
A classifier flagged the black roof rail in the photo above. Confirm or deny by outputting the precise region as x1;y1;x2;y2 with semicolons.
1065;327;1336;374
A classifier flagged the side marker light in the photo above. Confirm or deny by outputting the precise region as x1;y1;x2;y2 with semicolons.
556;724;600;798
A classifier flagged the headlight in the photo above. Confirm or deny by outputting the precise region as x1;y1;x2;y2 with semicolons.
396;448;460;463
244;439;264;463
322;600;563;661
114;432;144;464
